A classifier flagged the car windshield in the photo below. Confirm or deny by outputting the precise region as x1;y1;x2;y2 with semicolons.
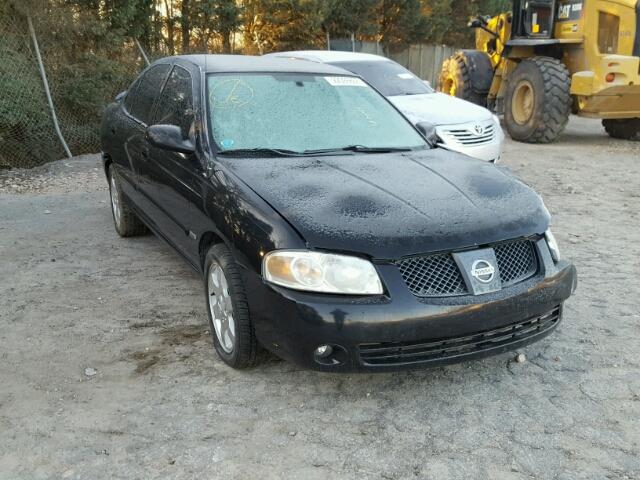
207;73;427;154
330;60;434;97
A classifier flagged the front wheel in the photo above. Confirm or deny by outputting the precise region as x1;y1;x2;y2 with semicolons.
504;57;572;143
602;118;640;141
204;244;259;369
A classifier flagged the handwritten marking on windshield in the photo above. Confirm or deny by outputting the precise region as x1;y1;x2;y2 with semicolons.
210;79;254;109
355;107;378;127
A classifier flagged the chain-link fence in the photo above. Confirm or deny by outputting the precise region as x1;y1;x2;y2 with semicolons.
0;6;147;168
0;9;64;167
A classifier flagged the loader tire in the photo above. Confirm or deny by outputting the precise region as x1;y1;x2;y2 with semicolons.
602;118;640;141
438;51;491;107
504;57;571;144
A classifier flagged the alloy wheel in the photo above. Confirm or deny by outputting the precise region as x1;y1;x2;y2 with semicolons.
208;263;236;353
109;174;122;228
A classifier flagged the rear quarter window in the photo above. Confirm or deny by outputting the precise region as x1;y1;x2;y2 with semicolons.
123;78;140;112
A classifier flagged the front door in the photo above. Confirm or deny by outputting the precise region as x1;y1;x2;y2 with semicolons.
139;65;200;265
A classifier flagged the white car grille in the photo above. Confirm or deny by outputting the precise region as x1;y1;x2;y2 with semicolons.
439;121;496;147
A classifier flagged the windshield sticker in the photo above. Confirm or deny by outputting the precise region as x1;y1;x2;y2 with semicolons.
220;139;235;149
324;76;367;87
397;73;414;79
210;79;254;109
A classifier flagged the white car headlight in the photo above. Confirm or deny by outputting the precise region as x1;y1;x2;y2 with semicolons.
545;229;561;262
263;250;383;295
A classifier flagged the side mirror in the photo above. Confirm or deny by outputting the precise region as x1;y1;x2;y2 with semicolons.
422;79;432;88
146;124;195;154
115;91;127;102
415;121;439;146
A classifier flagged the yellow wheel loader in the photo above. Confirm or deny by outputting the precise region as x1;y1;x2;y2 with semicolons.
438;0;640;143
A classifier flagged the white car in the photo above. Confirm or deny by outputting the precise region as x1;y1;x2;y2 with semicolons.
266;50;504;162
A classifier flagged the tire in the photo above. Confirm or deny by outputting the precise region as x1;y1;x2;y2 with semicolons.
204;243;258;369
107;164;147;237
504;56;571;143
602;118;640;141
438;50;492;106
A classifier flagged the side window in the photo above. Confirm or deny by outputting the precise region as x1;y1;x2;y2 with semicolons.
153;66;194;137
598;12;620;54
123;78;140;112
128;64;171;125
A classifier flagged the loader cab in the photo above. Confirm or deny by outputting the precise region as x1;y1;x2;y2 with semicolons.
511;0;556;38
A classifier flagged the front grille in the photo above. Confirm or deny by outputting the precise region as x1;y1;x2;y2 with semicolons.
439;122;495;146
494;239;538;286
396;252;466;297
358;306;561;367
395;238;538;298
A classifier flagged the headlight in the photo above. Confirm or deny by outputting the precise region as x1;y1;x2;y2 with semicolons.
263;250;383;295
545;229;561;262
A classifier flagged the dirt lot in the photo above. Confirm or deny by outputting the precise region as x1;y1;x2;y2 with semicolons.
1;116;639;479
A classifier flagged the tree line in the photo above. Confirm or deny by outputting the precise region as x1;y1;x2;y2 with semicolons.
13;0;511;56
0;0;510;166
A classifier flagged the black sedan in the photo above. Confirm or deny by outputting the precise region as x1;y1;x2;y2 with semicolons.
100;54;577;372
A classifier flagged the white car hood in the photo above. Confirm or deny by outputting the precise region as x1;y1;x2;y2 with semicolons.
388;92;492;126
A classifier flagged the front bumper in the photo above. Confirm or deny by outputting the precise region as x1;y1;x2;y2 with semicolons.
243;257;577;373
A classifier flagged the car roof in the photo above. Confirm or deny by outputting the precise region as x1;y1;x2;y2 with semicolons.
265;50;390;64
152;54;352;75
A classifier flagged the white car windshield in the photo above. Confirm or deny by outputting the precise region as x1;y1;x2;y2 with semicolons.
330;60;434;97
207;73;427;154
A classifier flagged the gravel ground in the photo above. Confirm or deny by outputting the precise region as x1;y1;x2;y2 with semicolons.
1;116;639;479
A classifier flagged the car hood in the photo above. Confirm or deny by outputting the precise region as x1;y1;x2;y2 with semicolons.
388;92;492;126
220;149;549;259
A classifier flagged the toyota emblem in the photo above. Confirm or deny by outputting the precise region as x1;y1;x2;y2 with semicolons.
473;125;485;135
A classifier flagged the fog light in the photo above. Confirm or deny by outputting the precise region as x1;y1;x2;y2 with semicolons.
313;344;348;366
315;344;333;358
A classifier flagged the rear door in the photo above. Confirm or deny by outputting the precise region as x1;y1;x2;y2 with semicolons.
140;65;200;264
102;78;141;190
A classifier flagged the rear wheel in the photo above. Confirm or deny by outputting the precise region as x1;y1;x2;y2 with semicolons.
602;118;640;140
504;56;571;143
438;50;493;107
107;164;147;237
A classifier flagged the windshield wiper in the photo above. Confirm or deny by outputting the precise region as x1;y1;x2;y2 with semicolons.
218;145;417;157
217;147;305;157
303;145;414;155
